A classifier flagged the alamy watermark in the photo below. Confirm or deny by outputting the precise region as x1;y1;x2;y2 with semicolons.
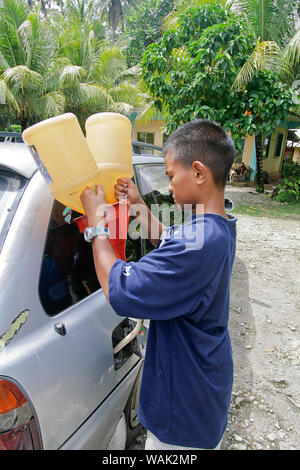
96;201;205;251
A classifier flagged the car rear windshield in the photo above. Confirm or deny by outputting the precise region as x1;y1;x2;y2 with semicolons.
0;169;27;252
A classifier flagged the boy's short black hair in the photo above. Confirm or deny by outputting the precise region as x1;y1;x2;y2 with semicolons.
163;119;236;188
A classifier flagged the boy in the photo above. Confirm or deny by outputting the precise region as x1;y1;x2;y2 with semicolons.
80;119;237;450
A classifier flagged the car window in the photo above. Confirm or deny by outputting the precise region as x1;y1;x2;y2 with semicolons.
134;163;185;256
39;199;141;316
0;169;27;253
38;200;101;316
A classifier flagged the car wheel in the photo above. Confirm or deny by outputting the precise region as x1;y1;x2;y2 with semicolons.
124;363;144;448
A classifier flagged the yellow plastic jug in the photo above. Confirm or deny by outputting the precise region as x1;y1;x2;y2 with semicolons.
85;112;133;204
22;113;102;214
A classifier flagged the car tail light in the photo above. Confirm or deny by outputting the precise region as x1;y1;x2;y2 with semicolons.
0;379;41;450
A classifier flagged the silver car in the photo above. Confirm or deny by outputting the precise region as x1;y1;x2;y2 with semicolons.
0;138;169;450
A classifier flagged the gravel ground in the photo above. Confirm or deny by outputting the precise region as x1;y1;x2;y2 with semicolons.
129;187;300;450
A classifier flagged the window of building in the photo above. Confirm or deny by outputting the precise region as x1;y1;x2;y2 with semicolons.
137;132;154;145
263;135;271;158
274;133;284;158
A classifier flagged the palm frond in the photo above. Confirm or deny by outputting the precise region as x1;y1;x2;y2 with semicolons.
109;82;147;108
283;28;300;68
0;50;10;72
114;64;141;84
97;43;126;73
0;15;22;66
59;64;87;89
18;14;56;75
230;0;273;41
17;19;33;68
232;40;282;90
134;100;165;125
37;91;65;118
267;0;298;48
231;0;298;44
0;0;28;30
0;78;19;110
3;64;44;95
113;101;134;115
80;82;115;109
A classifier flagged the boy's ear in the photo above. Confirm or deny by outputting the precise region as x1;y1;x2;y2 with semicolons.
192;161;207;183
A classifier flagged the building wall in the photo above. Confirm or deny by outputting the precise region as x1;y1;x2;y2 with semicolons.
293;147;300;164
242;127;288;181
262;127;288;179
242;134;255;167
133;120;165;147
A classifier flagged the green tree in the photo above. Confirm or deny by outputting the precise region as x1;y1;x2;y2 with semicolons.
141;4;293;191
123;0;176;66
230;0;299;191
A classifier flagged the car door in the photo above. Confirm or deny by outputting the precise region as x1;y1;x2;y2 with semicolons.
0;170;141;450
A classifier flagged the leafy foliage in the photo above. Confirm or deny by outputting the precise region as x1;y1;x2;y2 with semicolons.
271;161;300;203
141;5;292;138
123;0;176;67
273;178;300;202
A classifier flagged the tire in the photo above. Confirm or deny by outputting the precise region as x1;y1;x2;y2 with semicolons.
124;362;144;447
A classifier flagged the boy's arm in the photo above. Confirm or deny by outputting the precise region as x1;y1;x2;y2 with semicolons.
80;186;116;301
115;178;166;247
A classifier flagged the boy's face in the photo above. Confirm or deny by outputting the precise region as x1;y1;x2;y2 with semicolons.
164;151;201;209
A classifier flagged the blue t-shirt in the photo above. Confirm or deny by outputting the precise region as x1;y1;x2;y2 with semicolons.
109;213;237;449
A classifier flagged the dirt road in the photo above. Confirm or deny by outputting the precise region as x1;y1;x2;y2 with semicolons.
129;187;300;450
222;187;300;450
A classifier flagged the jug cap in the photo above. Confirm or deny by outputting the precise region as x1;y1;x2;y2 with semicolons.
85;112;131;128
22;113;79;142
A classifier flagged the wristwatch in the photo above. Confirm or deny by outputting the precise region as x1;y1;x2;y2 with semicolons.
84;226;110;243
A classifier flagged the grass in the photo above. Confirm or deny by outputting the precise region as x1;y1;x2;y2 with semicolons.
232;202;300;219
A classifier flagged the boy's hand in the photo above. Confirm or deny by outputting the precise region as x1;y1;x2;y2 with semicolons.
80;185;107;227
114;178;143;207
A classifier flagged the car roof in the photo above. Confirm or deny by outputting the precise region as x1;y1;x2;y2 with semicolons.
0;142;164;179
0;143;37;178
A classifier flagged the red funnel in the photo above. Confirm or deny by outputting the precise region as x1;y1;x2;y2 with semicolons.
74;200;129;261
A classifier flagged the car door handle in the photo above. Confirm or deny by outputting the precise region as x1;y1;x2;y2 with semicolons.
54;322;66;336
113;319;143;354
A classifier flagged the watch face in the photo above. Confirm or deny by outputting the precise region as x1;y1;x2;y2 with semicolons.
84;227;93;242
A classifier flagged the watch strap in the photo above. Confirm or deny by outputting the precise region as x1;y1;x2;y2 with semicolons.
84;226;110;242
92;226;110;237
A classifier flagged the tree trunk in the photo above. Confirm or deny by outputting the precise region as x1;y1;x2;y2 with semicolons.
255;133;264;193
19;115;29;132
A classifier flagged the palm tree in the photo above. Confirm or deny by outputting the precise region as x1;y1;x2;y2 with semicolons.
49;11;147;127
0;0;147;130
0;0;64;130
98;0;137;42
231;0;300;88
